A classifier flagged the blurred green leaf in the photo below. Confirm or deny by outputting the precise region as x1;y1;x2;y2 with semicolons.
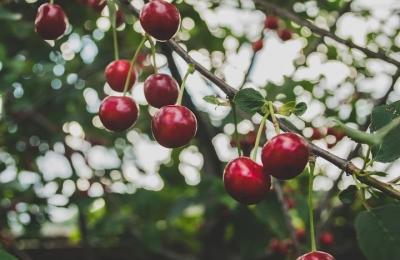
0;249;17;260
339;185;357;204
355;204;400;260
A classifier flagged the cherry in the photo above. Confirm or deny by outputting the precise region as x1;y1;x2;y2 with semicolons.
297;251;335;260
311;128;324;140
327;127;345;141
252;39;264;52
151;105;197;148
295;228;306;241
99;96;139;132
140;0;181;41
223;157;271;205
285;197;295;209
87;0;106;12
230;131;257;156
278;28;292;41
265;16;279;30
319;231;335;246
116;10;124;27
35;3;68;40
261;133;309;180
270;239;289;255
105;60;136;92
144;74;179;108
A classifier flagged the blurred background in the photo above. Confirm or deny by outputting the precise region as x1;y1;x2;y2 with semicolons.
0;0;399;259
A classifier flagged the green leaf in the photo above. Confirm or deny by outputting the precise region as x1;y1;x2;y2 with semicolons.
0;8;21;21
278;101;296;116
338;185;357;204
370;101;400;162
0;249;17;260
355;204;400;260
233;88;265;115
203;95;230;106
294;102;307;116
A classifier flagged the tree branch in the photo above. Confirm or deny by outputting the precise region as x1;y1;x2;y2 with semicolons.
253;0;400;68
119;0;400;200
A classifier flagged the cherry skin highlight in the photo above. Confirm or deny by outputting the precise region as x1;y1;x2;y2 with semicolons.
99;96;139;132
144;74;179;108
223;157;271;205
151;105;197;148
265;16;279;30
105;60;136;92
35;3;69;40
297;251;335;260
261;133;309;180
140;0;181;41
278;28;292;41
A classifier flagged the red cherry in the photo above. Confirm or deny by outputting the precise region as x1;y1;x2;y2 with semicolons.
116;10;124;27
105;60;136;92
311;128;324;140
87;0;106;12
252;39;264;52
144;74;179;108
297;251;335;260
319;231;335;246
285;197;295;209
327;127;345;141
151;105;197;148
261;133;309;180
295;228;306;241
99;96;139;132
278;28;292;41
140;0;181;41
270;239;289;255
223;157;271;205
265;16;279;30
35;4;68;40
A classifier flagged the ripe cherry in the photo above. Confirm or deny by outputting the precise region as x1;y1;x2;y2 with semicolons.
285;197;296;209
99;96;139;132
311;128;324;140
252;39;264;52
35;3;68;40
295;228;306;241
151;105;197;148
87;0;106;12
297;251;335;260
144;74;179;108
105;60;136;92
140;0;181;41
270;239;290;255
223;157;271;205
278;28;292;41
319;231;335;246
261;133;309;180
265;16;279;30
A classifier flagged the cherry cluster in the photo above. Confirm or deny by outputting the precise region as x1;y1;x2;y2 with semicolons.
251;15;293;52
34;0;197;149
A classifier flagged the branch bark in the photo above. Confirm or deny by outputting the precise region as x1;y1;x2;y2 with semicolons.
119;0;400;200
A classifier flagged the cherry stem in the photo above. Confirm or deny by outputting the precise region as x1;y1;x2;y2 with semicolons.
308;157;317;252
251;112;268;161
109;2;119;60
49;0;54;4
361;146;371;172
232;102;242;156
268;101;280;134
123;36;147;96
176;64;195;106
146;35;158;73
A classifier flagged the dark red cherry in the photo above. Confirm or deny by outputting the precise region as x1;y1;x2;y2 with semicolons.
105;60;136;92
252;39;264;52
99;96;139;132
261;133;309;180
116;10;124;27
139;0;181;41
87;0;106;12
35;3;68;40
319;231;334;246
270;239;289;255
278;28;292;41
144;74;179;108
295;228;306;241
311;128;325;140
297;251;335;260
151;105;197;148
265;16;279;30
223;157;271;205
